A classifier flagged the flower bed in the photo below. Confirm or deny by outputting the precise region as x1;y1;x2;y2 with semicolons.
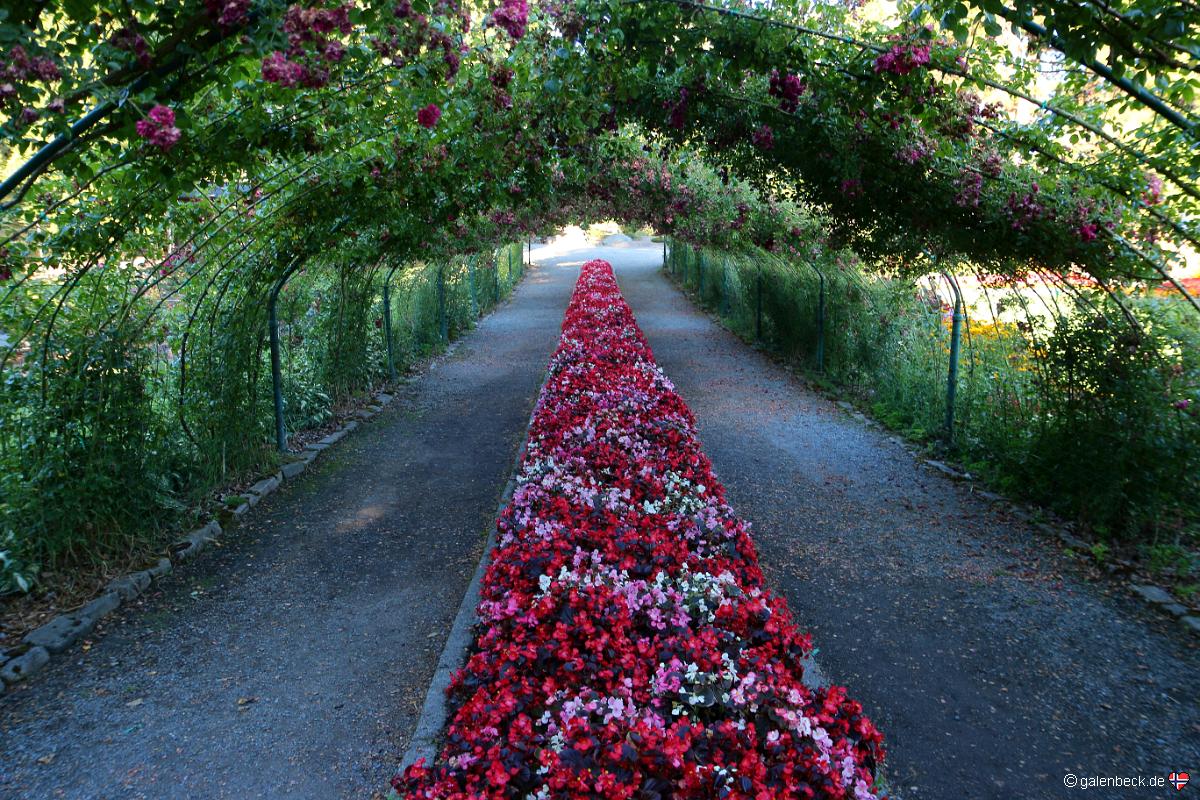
397;260;883;799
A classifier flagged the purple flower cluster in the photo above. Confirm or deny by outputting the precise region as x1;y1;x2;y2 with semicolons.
492;0;530;40
873;43;931;76
204;0;252;29
417;103;442;128
135;105;182;151
751;124;775;150
261;3;353;89
768;69;805;113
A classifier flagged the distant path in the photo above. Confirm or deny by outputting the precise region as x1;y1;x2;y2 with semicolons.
0;259;578;799
547;242;1197;800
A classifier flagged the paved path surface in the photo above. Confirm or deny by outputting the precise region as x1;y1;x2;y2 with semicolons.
586;242;1198;800
4;242;1197;800
0;259;578;799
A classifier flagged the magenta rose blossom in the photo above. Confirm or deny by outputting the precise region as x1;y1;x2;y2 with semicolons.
417;103;442;129
135;104;181;151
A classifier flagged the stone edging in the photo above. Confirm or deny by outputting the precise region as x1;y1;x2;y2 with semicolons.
0;389;397;692
829;401;1200;638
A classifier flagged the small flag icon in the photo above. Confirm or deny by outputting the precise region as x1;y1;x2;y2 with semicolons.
1169;772;1190;791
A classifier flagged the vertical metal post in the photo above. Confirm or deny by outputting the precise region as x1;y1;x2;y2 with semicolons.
755;267;763;341
720;256;729;316
816;268;825;373
383;261;401;382
467;256;478;317
437;262;448;343
269;254;304;453
944;271;964;442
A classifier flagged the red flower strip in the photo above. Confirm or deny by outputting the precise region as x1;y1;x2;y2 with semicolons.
396;260;884;800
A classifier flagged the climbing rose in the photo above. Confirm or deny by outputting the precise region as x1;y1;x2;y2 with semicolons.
1143;173;1163;206
1005;182;1046;231
751;124;774;150
205;0;252;29
417;103;441;128
135;105;181;151
112;27;153;67
953;169;983;208
492;0;529;39
768;69;805;112
874;43;931;75
665;87;688;129
262;51;305;87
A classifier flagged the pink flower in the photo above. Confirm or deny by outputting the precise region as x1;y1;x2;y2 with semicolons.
261;51;306;87
874;43;932;76
1143;173;1163;206
768;69;805;113
492;0;529;40
750;124;774;150
417;103;441;128
205;0;251;29
135;104;181;151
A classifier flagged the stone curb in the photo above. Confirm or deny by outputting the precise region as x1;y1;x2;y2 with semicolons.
0;388;396;692
398;372;549;773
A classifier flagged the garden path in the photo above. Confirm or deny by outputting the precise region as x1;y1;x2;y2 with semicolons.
0;258;579;799
2;241;1197;800
596;241;1200;800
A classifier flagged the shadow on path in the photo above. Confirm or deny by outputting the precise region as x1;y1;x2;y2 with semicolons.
0;260;579;799
607;244;1199;800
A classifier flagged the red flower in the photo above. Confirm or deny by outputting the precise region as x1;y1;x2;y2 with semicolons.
135;105;181;151
417;103;442;129
395;261;884;799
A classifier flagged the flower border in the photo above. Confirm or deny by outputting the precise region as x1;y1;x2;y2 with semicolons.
398;260;883;799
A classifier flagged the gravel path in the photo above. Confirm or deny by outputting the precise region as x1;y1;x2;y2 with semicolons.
4;242;1196;800
581;242;1199;800
0;259;578;799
